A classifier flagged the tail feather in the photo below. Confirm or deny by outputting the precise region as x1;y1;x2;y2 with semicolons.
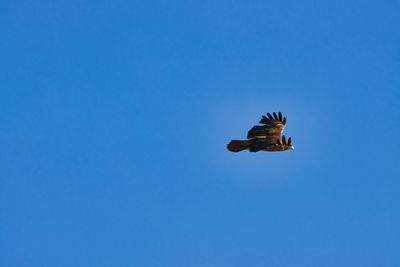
227;140;250;152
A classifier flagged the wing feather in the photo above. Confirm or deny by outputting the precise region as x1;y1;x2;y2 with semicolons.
248;112;287;143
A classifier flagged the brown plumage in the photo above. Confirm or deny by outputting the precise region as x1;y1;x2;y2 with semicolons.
227;140;251;152
227;112;294;152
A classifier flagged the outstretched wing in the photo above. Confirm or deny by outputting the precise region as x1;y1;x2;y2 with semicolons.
247;112;287;141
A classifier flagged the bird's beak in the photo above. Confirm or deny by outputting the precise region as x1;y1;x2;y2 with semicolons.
291;146;295;150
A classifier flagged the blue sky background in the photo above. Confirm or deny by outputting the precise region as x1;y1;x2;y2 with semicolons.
1;1;400;266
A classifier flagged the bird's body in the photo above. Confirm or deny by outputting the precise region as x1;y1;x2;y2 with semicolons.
227;112;294;152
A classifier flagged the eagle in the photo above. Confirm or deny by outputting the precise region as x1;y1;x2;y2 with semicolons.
227;112;294;152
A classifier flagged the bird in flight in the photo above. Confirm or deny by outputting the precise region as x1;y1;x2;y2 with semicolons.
227;112;294;152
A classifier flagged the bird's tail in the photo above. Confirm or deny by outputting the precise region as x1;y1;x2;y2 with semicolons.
227;140;250;152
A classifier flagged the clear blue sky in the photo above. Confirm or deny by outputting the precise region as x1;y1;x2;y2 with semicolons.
1;1;399;266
